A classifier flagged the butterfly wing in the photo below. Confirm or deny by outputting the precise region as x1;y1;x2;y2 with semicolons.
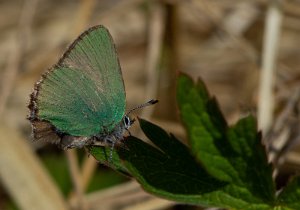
29;25;126;137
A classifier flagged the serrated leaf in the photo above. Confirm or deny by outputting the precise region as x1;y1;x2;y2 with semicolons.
177;75;235;182
277;176;300;209
89;73;300;210
226;116;275;202
177;74;275;206
91;119;237;208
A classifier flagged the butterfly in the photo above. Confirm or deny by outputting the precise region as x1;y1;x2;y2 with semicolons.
28;25;157;158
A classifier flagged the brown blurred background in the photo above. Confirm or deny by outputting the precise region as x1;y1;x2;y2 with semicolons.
0;0;300;209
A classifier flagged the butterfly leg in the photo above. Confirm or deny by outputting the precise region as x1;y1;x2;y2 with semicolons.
101;135;117;162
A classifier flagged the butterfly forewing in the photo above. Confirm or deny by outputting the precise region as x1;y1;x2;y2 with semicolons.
34;26;126;136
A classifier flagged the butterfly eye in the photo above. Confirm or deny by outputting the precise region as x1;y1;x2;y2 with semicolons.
124;116;131;128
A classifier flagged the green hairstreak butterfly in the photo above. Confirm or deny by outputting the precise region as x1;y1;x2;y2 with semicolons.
28;25;157;157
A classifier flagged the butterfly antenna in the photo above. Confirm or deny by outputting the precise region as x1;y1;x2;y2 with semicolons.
126;99;158;115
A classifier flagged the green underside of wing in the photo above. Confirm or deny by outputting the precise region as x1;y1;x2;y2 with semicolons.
37;26;126;136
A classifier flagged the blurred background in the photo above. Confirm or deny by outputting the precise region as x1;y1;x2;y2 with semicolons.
0;0;300;209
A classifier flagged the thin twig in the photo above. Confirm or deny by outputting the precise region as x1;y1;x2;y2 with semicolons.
85;181;175;210
66;150;87;210
258;0;283;136
68;156;98;206
72;0;96;37
267;88;300;172
142;1;165;119
81;157;97;189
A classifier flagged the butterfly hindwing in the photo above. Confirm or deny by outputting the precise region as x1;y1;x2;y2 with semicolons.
30;25;126;137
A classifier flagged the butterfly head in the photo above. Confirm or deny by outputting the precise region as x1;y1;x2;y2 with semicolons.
122;99;158;131
123;115;135;130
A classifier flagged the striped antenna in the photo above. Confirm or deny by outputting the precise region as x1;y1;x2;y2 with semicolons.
126;99;158;115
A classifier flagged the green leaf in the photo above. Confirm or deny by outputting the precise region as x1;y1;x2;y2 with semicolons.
89;73;300;210
226;117;275;202
177;74;275;207
124;119;226;194
277;176;300;209
88;145;130;176
90;119;269;209
91;119;235;208
177;75;234;182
